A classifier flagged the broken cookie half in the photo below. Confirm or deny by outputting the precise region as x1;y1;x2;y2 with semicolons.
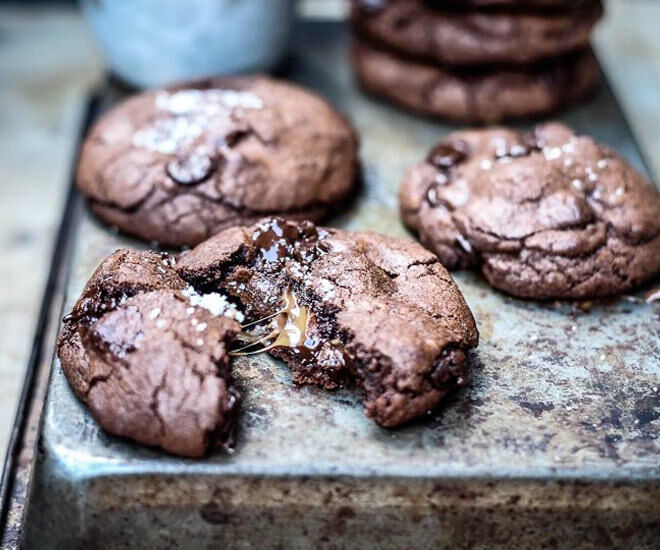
177;217;479;428
57;250;242;458
58;219;479;456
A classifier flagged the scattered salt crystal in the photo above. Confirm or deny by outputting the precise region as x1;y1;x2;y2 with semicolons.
543;147;562;160
456;234;473;253
318;279;335;300
196;322;207;332
196;338;204;346
510;144;526;157
561;142;575;153
191;318;198;326
597;159;608;169
588;173;598;182
615;187;624;197
184;286;245;322
435;172;448;185
186;307;195;316
156;319;166;329
571;179;583;191
480;159;493;170
148;307;161;320
563;158;573;167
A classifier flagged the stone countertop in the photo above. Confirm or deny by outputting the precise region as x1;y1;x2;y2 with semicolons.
0;0;659;464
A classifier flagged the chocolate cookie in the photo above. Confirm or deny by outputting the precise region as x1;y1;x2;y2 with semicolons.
353;40;600;123
57;250;243;457
400;123;660;299
176;217;478;427
77;76;359;247
352;0;602;67
422;0;589;11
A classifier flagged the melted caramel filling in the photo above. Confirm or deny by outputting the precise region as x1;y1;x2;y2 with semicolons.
230;289;312;356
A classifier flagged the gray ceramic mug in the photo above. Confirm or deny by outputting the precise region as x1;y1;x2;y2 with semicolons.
80;0;297;88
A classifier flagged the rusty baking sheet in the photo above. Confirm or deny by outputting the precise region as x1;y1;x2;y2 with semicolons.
18;22;660;550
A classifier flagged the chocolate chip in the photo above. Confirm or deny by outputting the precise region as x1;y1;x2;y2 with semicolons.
430;348;467;390
223;129;249;148
427;140;469;170
166;152;216;185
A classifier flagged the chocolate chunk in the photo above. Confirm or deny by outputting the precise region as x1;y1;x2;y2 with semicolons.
166;151;216;185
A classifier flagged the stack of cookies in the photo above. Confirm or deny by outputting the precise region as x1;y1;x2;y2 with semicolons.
351;0;604;123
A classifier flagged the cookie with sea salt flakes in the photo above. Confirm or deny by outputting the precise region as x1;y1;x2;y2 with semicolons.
400;122;660;299
176;217;479;427
57;249;244;457
76;76;359;247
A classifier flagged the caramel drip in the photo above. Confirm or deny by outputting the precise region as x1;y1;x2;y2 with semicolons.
230;289;311;356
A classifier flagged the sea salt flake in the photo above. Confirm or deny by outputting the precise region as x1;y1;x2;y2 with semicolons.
156;319;167;329
571;179;583;191
597;159;608;169
456;234;473;253
435;172;448;185
196;338;204;346
196;322;208;332
318;279;335;300
543;147;562;160
615;187;624;197
480;159;493;170
184;286;245;323
148;307;161;320
510;144;526;157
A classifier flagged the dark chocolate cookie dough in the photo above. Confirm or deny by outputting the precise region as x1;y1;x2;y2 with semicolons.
57;250;243;457
77;76;359;247
400;123;660;299
176;218;479;427
352;40;599;123
351;0;602;67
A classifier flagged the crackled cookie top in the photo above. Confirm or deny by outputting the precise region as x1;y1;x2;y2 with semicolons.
352;40;599;124
400;122;660;298
77;76;358;246
177;218;479;427
57;250;242;457
351;0;602;67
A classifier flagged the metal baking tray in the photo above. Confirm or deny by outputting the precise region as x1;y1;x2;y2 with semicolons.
6;21;660;549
